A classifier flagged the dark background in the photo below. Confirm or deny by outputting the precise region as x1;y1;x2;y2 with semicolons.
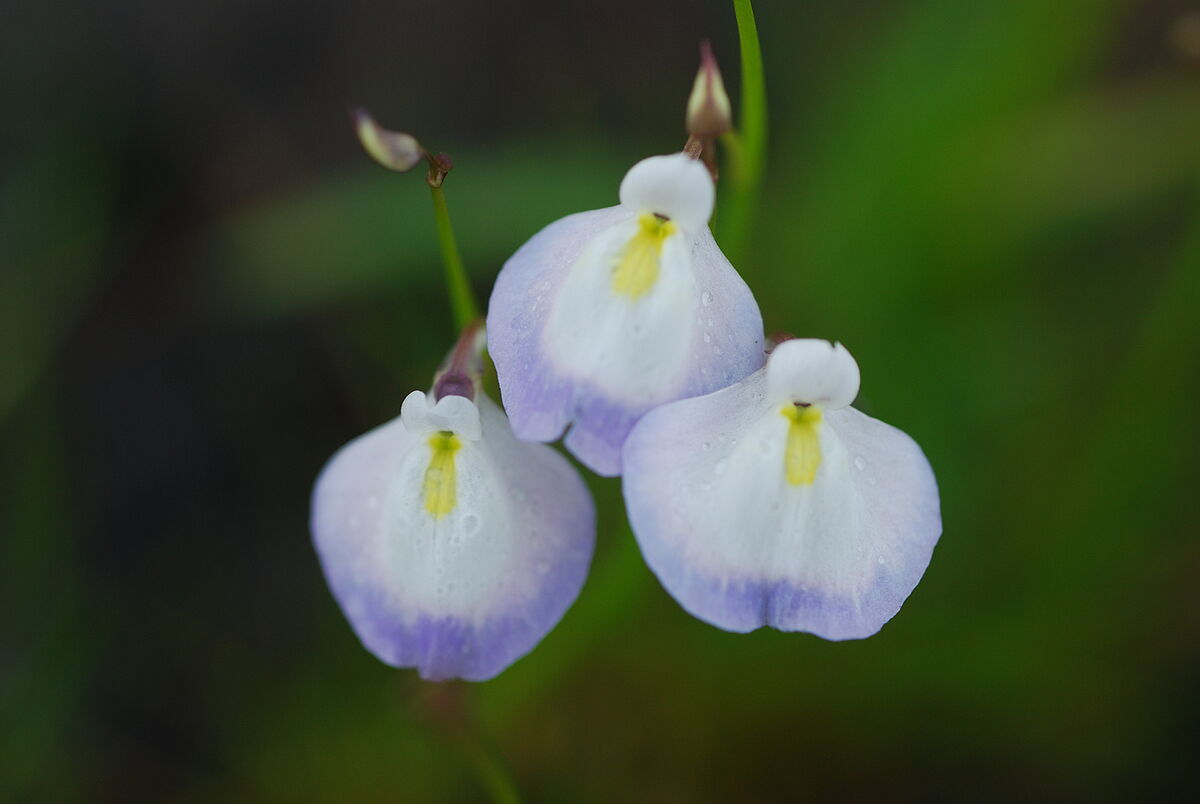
3;0;1199;800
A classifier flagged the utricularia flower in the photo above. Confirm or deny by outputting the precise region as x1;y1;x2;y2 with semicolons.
622;338;941;639
487;152;764;476
311;330;594;680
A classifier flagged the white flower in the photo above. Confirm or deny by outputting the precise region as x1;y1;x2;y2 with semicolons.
487;153;764;476
311;388;595;680
622;339;941;639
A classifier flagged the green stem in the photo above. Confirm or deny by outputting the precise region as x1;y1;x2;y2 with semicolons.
429;184;481;330
716;0;767;266
464;736;524;804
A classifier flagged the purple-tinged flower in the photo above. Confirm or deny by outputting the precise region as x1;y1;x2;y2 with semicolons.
311;342;595;681
487;153;764;476
622;338;941;640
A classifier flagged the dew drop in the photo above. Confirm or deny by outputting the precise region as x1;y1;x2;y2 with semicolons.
703;332;712;343
877;555;886;565
701;291;713;307
713;345;723;356
854;455;867;471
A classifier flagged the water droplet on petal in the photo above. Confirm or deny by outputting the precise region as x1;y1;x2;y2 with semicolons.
703;332;712;343
701;291;713;307
854;455;867;471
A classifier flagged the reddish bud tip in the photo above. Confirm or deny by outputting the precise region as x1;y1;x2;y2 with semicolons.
686;40;733;139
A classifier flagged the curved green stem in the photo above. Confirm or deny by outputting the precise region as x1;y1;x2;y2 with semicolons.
716;0;767;266
429;184;481;330
464;735;524;804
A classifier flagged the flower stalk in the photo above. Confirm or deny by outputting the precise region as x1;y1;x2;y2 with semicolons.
716;0;767;266
352;108;481;331
429;179;480;331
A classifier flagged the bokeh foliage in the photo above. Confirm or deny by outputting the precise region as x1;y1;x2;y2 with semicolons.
2;0;1198;800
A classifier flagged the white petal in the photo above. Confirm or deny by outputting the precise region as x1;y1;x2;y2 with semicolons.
429;394;482;440
766;339;860;409
622;371;940;639
543;216;697;402
618;153;714;233
399;390;482;440
488;204;764;475
312;394;594;680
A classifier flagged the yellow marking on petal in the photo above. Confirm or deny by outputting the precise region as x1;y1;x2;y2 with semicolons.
611;212;676;299
423;431;463;518
781;405;823;486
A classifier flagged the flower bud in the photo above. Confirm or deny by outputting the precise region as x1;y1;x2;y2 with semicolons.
352;107;424;172
685;41;733;140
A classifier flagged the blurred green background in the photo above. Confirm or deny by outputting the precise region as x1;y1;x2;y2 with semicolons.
3;0;1199;800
